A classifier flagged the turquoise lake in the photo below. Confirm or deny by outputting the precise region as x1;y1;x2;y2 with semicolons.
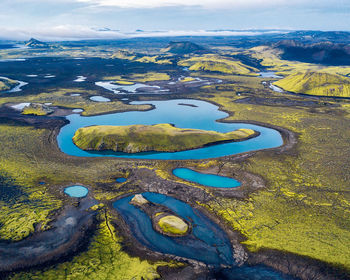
173;168;241;188
57;99;283;160
64;185;89;198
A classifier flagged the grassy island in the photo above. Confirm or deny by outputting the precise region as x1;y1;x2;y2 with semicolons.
158;215;189;236
72;124;258;153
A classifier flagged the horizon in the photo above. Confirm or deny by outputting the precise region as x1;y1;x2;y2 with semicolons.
0;0;349;41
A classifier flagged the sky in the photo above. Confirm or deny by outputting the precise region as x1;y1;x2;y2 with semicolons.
0;0;349;40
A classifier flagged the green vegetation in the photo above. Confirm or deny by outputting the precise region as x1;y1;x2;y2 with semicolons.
72;124;257;153
9;212;169;280
103;72;170;83
194;88;350;270
0;88;151;116
158;215;189;236
111;80;135;85
180;77;196;83
248;46;350;76
274;71;350;97
112;50;172;65
178;54;258;75
21;103;53;116
0;78;17;92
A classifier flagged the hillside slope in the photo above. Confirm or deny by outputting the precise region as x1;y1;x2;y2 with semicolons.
274;71;350;97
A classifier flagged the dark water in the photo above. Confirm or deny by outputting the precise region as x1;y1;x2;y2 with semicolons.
58;99;283;160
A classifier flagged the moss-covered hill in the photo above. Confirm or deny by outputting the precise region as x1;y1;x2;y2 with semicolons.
273;71;350;97
0;77;18;92
72;124;257;153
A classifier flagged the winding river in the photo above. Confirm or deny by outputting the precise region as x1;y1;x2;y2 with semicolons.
57;99;283;160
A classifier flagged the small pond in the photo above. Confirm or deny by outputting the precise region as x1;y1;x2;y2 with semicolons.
64;185;89;198
173;168;241;188
116;177;127;183
90;96;111;102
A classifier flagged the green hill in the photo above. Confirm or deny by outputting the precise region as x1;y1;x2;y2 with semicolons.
73;124;258;153
163;41;206;54
274;71;350;97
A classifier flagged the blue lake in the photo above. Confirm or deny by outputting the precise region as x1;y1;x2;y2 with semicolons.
58;99;283;160
173;168;241;188
64;185;89;198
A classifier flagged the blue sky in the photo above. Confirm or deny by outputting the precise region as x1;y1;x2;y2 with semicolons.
0;0;349;40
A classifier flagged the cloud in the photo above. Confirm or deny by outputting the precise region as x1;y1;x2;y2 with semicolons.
0;25;286;41
75;0;345;9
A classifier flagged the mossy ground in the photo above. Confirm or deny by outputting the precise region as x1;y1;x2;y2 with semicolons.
192;86;350;270
8;212;171;280
178;54;259;75
72;124;256;153
0;45;350;278
158;215;189;235
274;71;350;97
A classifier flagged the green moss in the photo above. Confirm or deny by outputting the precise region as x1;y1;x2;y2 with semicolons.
22;103;53;116
9;213;170;280
274;71;350;97
158;215;189;235
196;89;350;270
72;124;257;153
178;54;258;75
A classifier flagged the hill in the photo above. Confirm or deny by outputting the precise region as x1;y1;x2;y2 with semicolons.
72;124;258;153
25;38;49;48
275;40;350;66
273;71;350;97
163;41;207;54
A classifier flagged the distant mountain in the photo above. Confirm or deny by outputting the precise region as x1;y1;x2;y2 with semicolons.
25;38;49;48
274;39;350;66
163;41;207;54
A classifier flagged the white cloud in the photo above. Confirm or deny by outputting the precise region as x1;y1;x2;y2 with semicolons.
76;0;294;9
0;25;287;41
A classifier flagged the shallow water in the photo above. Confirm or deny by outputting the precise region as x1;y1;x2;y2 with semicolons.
89;96;111;102
258;72;282;79
58;99;283;160
95;81;161;94
269;83;284;93
173;168;241;188
64;185;89;198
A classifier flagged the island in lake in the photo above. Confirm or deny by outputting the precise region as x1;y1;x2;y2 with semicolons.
72;123;259;153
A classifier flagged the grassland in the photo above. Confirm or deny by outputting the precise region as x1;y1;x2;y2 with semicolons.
248;46;350;76
0;88;151;116
72;124;257;153
103;72;170;83
192;86;350;271
178;54;259;75
274;71;350;97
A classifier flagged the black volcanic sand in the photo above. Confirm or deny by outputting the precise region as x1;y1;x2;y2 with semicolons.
0;197;97;274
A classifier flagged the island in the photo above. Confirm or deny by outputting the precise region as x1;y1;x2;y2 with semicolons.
72;123;259;153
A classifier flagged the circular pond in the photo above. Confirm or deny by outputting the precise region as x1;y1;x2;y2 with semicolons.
64;185;89;198
116;177;127;183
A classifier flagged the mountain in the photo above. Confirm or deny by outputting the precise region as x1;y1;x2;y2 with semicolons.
163;41;207;54
25;38;49;48
274;39;350;66
274;71;350;97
